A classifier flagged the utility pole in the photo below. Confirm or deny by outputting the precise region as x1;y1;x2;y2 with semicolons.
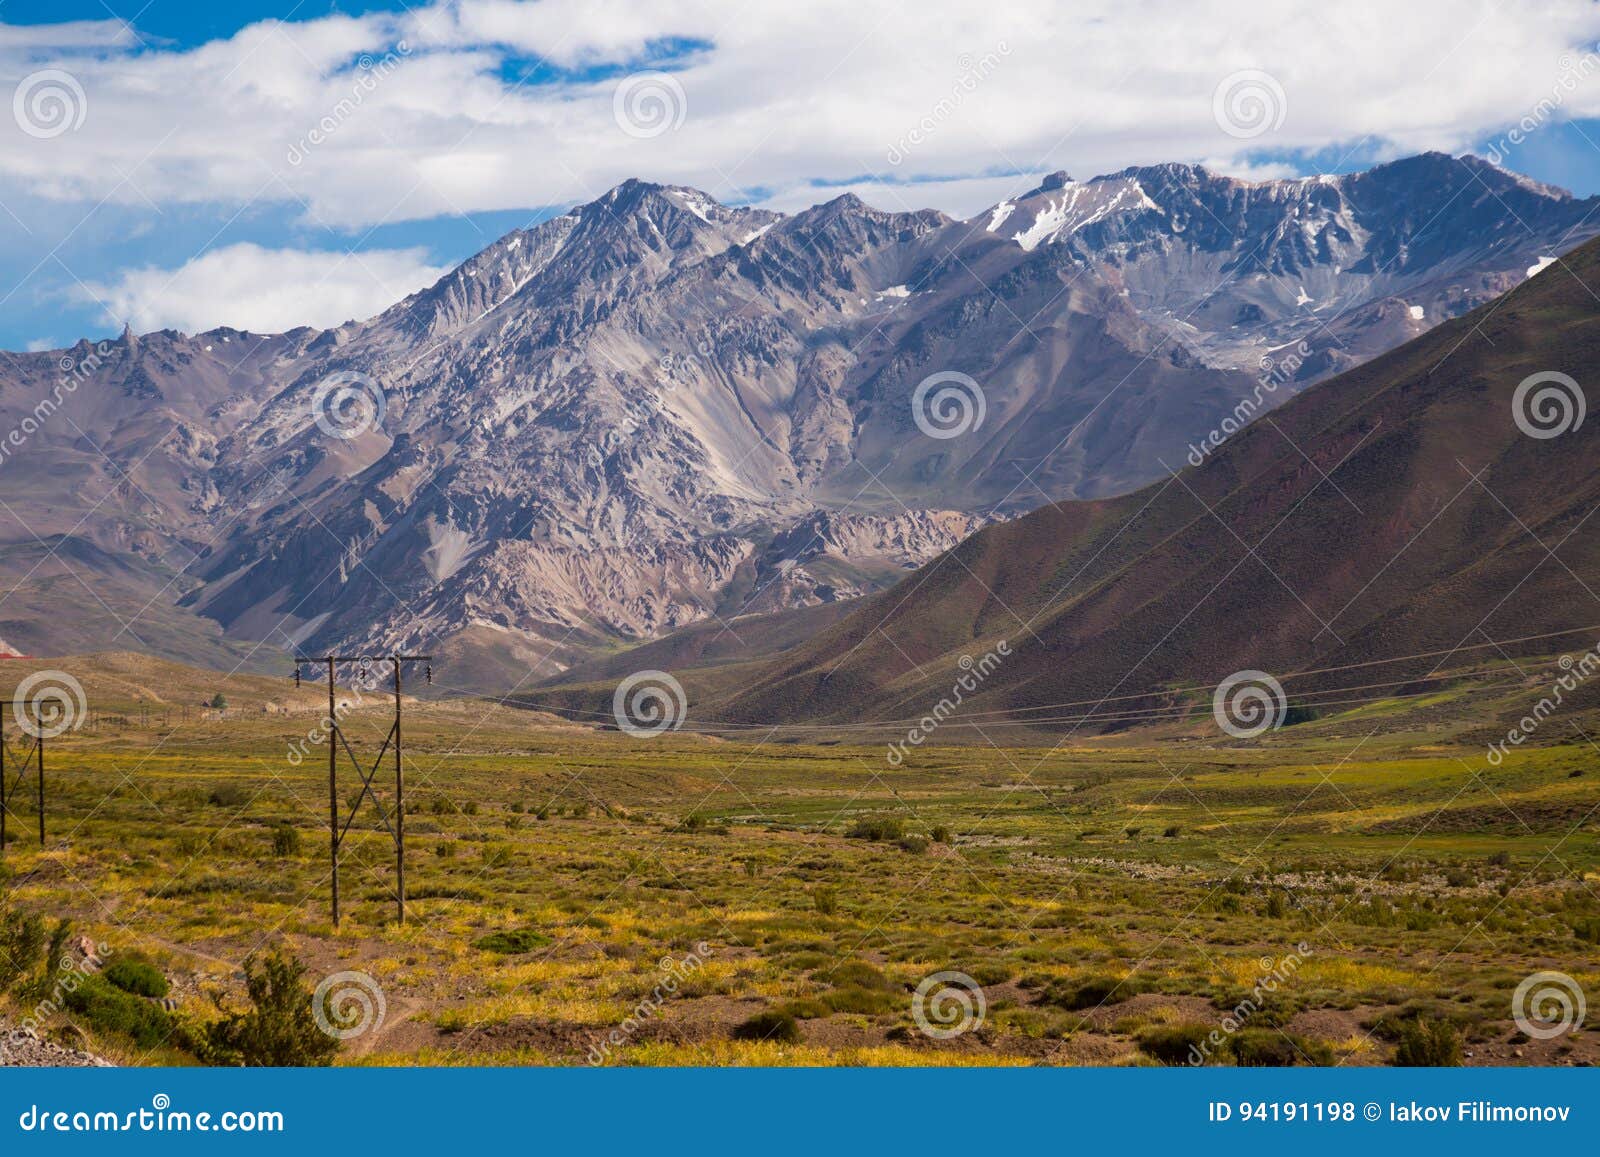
326;655;338;927
293;654;432;927
0;724;45;855
393;657;406;927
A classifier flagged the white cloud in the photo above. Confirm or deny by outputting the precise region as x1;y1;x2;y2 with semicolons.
0;20;139;51
3;1;1600;230
81;243;451;334
756;172;1053;220
1195;157;1304;184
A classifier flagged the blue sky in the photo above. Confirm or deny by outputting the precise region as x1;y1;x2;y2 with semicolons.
1;1;419;47
6;0;1600;350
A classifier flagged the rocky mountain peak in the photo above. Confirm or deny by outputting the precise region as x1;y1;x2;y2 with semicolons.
1;155;1594;683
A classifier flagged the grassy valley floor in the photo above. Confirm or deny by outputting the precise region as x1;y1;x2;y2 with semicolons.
1;668;1596;1067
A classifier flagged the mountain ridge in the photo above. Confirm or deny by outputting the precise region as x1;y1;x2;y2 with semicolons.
695;231;1600;733
1;152;1594;686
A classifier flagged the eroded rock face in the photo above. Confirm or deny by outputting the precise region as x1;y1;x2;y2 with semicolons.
0;156;1593;674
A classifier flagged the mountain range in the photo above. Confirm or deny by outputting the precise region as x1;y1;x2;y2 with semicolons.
0;151;1594;686
683;227;1600;736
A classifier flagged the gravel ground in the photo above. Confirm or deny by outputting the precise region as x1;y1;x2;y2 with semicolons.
0;1024;113;1067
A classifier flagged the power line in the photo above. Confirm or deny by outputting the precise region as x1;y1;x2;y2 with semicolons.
461;620;1594;735
451;657;1527;736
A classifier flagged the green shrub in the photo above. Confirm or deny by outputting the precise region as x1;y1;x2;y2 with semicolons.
846;816;905;841
0;903;46;996
64;976;173;1049
104;958;170;999
732;1009;801;1044
1043;973;1150;1010
1393;1018;1462;1067
929;825;952;843
473;929;551;955
1213;989;1302;1028
827;961;892;989
969;961;1016;986
824;986;901;1014
207;784;250;809
813;886;839;916
897;835;929;855
1137;1023;1212;1065
777;998;831;1020
43;919;72;978
1232;1029;1333;1066
202;948;338;1066
270;824;301;858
